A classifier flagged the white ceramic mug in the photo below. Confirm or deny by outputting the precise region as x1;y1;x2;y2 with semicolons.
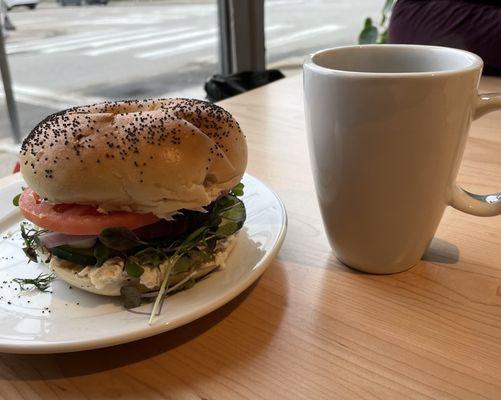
303;45;501;274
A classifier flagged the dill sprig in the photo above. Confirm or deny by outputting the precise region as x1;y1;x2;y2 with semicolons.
20;223;47;263
12;273;56;292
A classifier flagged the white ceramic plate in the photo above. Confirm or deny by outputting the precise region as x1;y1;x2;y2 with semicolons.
0;174;287;354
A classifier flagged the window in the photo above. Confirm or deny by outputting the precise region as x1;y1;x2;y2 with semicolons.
1;0;381;142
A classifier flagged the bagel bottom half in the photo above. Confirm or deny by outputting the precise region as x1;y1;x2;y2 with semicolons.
46;235;238;297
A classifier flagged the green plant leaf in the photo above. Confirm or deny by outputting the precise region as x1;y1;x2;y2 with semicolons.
148;193;247;324
93;241;111;267
215;222;239;238
214;196;246;238
99;227;144;251
172;255;194;274
125;258;144;278
121;285;142;309
379;28;388;44
358;18;378;44
172;250;212;275
184;226;209;244
380;0;396;25
133;247;165;267
206;236;217;252
230;182;244;197
12;193;21;207
174;226;209;254
190;249;212;264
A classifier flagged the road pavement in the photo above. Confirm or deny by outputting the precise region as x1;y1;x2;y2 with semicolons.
0;0;381;140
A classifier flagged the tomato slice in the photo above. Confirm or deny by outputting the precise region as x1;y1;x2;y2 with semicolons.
19;188;159;235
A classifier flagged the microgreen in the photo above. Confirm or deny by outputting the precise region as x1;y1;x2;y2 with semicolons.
133;247;165;267
93;241;112;267
148;190;245;324
17;183;247;318
148;258;175;324
120;285;142;309
12;193;21;207
125;258;144;278
99;227;145;251
230;182;244;197
170;250;211;275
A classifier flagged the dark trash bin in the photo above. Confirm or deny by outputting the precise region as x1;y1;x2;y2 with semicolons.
205;69;285;102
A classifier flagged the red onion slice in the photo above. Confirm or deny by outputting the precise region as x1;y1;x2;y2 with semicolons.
40;232;97;249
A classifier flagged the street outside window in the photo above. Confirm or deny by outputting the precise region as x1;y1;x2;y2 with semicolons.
0;0;380;141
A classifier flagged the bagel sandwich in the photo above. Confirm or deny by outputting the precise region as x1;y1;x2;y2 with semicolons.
16;98;247;307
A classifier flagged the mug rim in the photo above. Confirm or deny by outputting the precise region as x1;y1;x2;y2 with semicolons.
305;44;483;77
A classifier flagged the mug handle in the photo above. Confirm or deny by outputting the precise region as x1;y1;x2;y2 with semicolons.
449;92;501;216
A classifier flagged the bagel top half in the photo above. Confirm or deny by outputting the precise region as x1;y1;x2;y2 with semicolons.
19;98;247;217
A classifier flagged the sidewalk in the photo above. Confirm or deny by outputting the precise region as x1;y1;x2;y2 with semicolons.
0;63;301;142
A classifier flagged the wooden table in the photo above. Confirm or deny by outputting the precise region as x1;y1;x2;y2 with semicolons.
1;74;501;399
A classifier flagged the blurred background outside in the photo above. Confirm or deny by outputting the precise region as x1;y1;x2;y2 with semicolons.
0;0;380;142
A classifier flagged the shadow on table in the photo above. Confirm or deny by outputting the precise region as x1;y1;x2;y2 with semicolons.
319;236;460;272
0;260;288;381
422;237;459;265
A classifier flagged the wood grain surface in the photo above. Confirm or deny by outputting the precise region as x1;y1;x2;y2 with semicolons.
0;74;500;399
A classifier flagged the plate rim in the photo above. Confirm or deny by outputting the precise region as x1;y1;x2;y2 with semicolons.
0;173;287;354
